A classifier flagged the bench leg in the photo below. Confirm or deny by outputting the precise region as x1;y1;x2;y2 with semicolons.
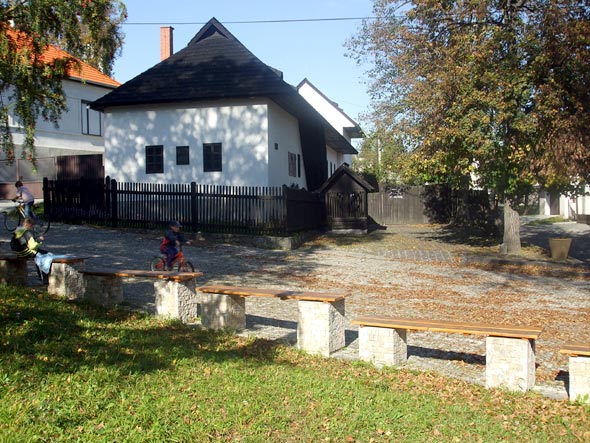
358;326;407;367
0;259;27;286
154;279;198;324
83;275;123;309
486;337;536;392
199;292;246;330
48;262;86;300
568;356;590;404
297;299;346;357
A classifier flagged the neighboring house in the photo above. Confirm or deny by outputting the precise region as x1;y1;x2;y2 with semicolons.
296;78;363;174
91;18;358;191
539;186;590;222
0;28;120;198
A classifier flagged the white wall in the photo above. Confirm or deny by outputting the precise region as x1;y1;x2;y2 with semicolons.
7;79;112;157
298;81;356;142
104;100;273;185
267;102;306;188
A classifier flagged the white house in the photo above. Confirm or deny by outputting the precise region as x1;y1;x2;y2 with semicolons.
0;28;120;198
297;78;363;174
92;18;358;192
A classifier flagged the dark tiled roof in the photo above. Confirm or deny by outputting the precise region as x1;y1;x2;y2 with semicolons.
92;18;357;155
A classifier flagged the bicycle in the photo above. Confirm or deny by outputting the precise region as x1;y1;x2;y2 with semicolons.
150;246;195;272
3;201;50;234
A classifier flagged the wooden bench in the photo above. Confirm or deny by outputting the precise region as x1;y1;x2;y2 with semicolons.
80;269;203;323
560;343;590;403
352;315;542;392
198;285;350;356
0;253;86;291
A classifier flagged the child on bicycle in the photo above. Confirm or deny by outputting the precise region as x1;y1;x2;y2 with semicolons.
159;220;187;270
12;180;36;221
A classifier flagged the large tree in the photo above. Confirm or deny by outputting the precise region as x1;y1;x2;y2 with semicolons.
348;0;590;253
0;0;127;163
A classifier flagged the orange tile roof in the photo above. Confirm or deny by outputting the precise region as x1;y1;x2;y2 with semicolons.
5;27;120;88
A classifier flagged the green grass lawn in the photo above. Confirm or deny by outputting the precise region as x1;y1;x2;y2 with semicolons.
1;285;588;442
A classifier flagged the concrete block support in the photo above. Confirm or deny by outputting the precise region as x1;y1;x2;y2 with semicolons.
358;326;408;367
155;279;198;323
200;292;246;330
297;299;346;356
82;275;123;309
0;259;27;286
568;356;590;404
486;336;536;392
48;261;86;299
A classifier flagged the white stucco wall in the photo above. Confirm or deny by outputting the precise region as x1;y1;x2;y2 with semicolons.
103;100;273;185
326;145;342;177
267;102;306;188
6;79;113;156
298;81;355;142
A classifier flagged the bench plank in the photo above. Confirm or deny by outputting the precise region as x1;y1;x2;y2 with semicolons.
81;269;202;282
560;344;590;357
352;315;542;339
198;285;349;302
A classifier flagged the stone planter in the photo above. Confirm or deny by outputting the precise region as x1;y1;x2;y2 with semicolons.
548;238;572;260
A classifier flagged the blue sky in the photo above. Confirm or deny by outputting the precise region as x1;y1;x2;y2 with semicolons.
112;0;374;125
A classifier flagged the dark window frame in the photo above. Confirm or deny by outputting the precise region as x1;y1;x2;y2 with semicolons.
81;100;102;136
203;142;222;172
145;145;164;174
176;145;190;165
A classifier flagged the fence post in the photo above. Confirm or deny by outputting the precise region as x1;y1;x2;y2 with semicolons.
282;185;289;234
42;177;51;216
190;181;198;233
110;178;118;228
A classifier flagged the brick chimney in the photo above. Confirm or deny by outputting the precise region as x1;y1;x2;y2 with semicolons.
160;26;174;60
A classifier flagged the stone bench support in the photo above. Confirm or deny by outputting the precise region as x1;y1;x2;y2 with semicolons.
567;356;590;404
297;299;346;356
358;326;408;367
82;274;124;309
485;336;536;392
154;278;199;323
0;256;27;286
560;344;590;403
48;258;86;299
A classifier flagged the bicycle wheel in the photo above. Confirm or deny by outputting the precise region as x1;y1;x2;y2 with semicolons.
34;213;50;235
4;210;22;231
150;257;166;271
179;261;195;272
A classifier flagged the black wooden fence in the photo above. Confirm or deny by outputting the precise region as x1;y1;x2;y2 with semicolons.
43;177;325;235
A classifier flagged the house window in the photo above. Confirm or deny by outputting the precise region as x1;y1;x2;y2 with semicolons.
176;146;190;165
297;154;301;178
203;143;222;172
81;101;102;136
288;152;297;177
145;145;164;174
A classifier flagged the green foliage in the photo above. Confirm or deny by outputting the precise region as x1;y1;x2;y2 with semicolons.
1;286;588;442
348;0;590;201
0;0;127;163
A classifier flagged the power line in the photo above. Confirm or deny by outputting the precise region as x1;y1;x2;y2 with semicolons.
122;16;379;26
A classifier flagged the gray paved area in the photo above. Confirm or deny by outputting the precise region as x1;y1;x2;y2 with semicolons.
1;212;589;401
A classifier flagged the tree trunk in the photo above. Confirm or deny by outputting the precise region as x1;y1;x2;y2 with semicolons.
502;200;521;255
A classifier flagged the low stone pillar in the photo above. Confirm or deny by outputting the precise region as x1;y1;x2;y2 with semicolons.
200;292;246;330
568;356;590;404
486;336;536;392
0;258;27;286
83;275;123;309
48;259;86;299
155;279;198;323
358;326;407;367
297;299;346;356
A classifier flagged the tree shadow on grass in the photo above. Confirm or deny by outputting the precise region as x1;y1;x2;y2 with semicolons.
0;287;294;377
